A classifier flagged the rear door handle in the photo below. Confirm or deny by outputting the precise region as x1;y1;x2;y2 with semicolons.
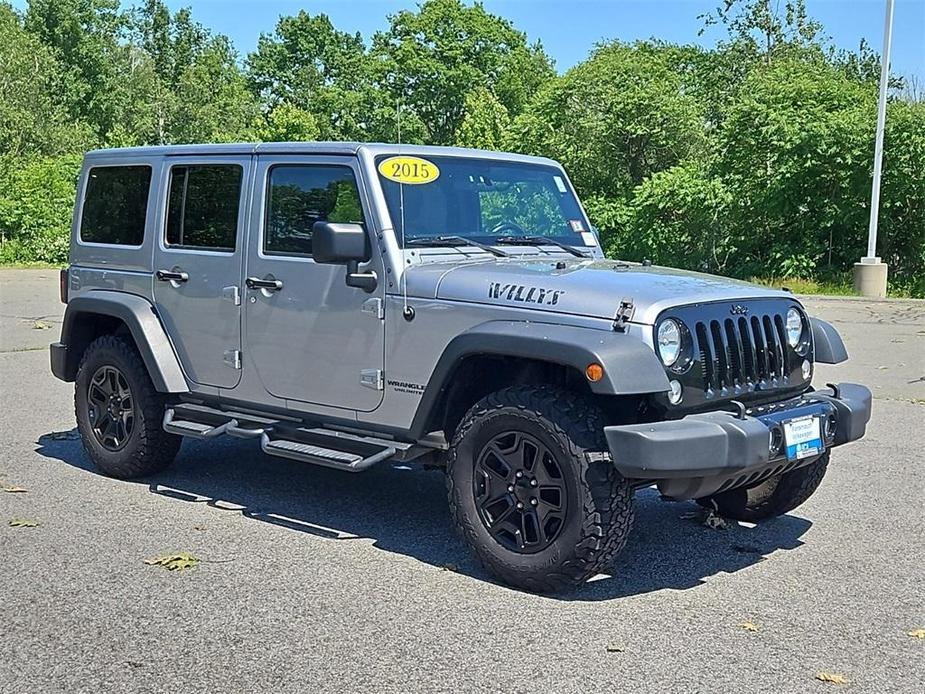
245;277;283;291
156;269;189;283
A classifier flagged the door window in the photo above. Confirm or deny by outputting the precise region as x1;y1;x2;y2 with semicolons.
80;166;152;246
165;164;243;251
264;165;364;256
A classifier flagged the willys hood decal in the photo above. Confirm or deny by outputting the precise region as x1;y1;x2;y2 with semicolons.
402;258;792;325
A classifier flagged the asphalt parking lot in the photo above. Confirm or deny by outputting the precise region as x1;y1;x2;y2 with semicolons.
1;268;923;694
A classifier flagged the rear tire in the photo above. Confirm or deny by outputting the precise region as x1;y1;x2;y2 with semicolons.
447;386;634;593
698;453;830;522
75;335;181;479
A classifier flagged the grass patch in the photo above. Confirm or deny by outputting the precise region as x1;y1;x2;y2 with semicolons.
0;261;63;270
751;276;918;299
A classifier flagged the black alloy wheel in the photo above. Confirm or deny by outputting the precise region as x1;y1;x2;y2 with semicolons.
474;431;568;553
87;364;135;451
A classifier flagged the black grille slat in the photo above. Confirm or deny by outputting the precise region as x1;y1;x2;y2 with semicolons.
738;317;756;383
710;320;729;390
763;315;781;379
751;315;767;380
774;314;790;376
695;322;716;392
725;318;745;386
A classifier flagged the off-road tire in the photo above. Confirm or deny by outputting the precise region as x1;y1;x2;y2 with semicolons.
75;335;181;479
446;385;634;593
698;453;830;522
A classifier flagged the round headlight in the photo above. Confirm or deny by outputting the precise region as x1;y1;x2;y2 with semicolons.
657;319;682;367
786;308;804;348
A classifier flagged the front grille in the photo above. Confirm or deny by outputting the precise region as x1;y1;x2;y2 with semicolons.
694;310;794;397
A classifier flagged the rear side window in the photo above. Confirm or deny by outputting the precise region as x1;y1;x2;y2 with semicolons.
79;166;152;246
265;165;364;256
166;165;243;251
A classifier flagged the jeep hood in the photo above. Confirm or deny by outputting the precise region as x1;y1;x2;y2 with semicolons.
403;257;793;325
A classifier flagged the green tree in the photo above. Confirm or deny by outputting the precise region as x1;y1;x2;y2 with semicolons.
255;102;320;142
171;36;258;143
0;4;90;166
508;41;707;204
456;87;510;149
372;0;553;144
247;10;373;141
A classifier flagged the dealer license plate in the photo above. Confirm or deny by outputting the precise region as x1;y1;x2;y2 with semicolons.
783;416;824;460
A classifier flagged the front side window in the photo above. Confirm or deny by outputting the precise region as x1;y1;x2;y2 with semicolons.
165;165;243;251
264;165;364;256
375;156;591;247
79;165;152;245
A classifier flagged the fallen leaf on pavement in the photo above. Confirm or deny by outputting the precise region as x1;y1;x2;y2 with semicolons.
605;643;626;653
2;486;28;493
703;509;730;530
143;552;199;571
907;628;925;639
815;672;848;685
740;621;760;632
32;320;52;330
9;518;39;527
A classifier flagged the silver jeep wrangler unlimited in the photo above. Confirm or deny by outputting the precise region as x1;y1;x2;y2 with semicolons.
51;143;872;592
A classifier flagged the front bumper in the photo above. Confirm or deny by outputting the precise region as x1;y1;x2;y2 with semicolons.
604;382;872;499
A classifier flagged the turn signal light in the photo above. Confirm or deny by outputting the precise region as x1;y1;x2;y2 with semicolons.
585;363;604;382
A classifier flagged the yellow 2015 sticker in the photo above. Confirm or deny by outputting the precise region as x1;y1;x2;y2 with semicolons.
378;156;440;185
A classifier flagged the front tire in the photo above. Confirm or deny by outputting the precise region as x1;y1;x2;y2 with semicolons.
447;386;634;593
698;453;830;522
75;335;181;479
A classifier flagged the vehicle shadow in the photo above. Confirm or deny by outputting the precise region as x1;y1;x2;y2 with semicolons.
36;429;812;602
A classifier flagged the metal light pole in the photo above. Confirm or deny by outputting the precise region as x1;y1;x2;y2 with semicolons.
854;0;895;297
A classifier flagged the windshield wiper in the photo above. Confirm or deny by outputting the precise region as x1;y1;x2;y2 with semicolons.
406;235;509;258
495;235;591;258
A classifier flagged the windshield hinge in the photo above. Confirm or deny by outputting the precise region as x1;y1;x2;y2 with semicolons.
613;298;635;332
361;297;384;320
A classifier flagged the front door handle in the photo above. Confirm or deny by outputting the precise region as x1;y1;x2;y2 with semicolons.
156;269;189;283
245;277;283;291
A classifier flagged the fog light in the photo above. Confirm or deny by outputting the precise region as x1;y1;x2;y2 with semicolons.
769;427;784;457
668;380;683;405
801;359;812;380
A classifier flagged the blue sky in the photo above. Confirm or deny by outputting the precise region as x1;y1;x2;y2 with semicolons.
12;0;925;80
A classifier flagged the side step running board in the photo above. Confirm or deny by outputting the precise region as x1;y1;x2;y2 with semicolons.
260;432;395;472
163;404;400;472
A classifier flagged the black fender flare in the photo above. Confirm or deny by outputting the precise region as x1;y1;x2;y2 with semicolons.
56;291;188;393
810;317;848;364
409;320;670;438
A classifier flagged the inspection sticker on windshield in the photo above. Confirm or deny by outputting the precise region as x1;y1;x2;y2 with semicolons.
569;219;585;232
553;175;567;193
783;416;823;460
581;232;597;246
378;156;440;185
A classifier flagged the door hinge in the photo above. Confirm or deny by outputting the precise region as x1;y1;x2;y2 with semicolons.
222;286;241;306
360;368;384;391
361;297;384;320
223;349;242;370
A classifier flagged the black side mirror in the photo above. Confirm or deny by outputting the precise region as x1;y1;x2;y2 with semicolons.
312;221;377;293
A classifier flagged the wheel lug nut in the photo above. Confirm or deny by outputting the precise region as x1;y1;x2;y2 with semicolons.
516;502;524;509
531;498;538;506
507;485;515;492
530;479;538;487
515;471;524;478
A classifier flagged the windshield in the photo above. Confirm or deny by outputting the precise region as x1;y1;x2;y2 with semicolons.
375;155;595;249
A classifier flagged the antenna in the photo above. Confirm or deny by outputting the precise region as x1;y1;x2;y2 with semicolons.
398;97;413;321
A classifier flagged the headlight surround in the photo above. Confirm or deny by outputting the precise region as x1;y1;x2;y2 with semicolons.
786;307;805;349
656;319;683;367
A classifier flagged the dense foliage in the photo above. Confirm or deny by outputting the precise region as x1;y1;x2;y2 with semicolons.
0;0;921;295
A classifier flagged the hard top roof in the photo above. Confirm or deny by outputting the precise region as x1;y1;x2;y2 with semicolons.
83;142;560;167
